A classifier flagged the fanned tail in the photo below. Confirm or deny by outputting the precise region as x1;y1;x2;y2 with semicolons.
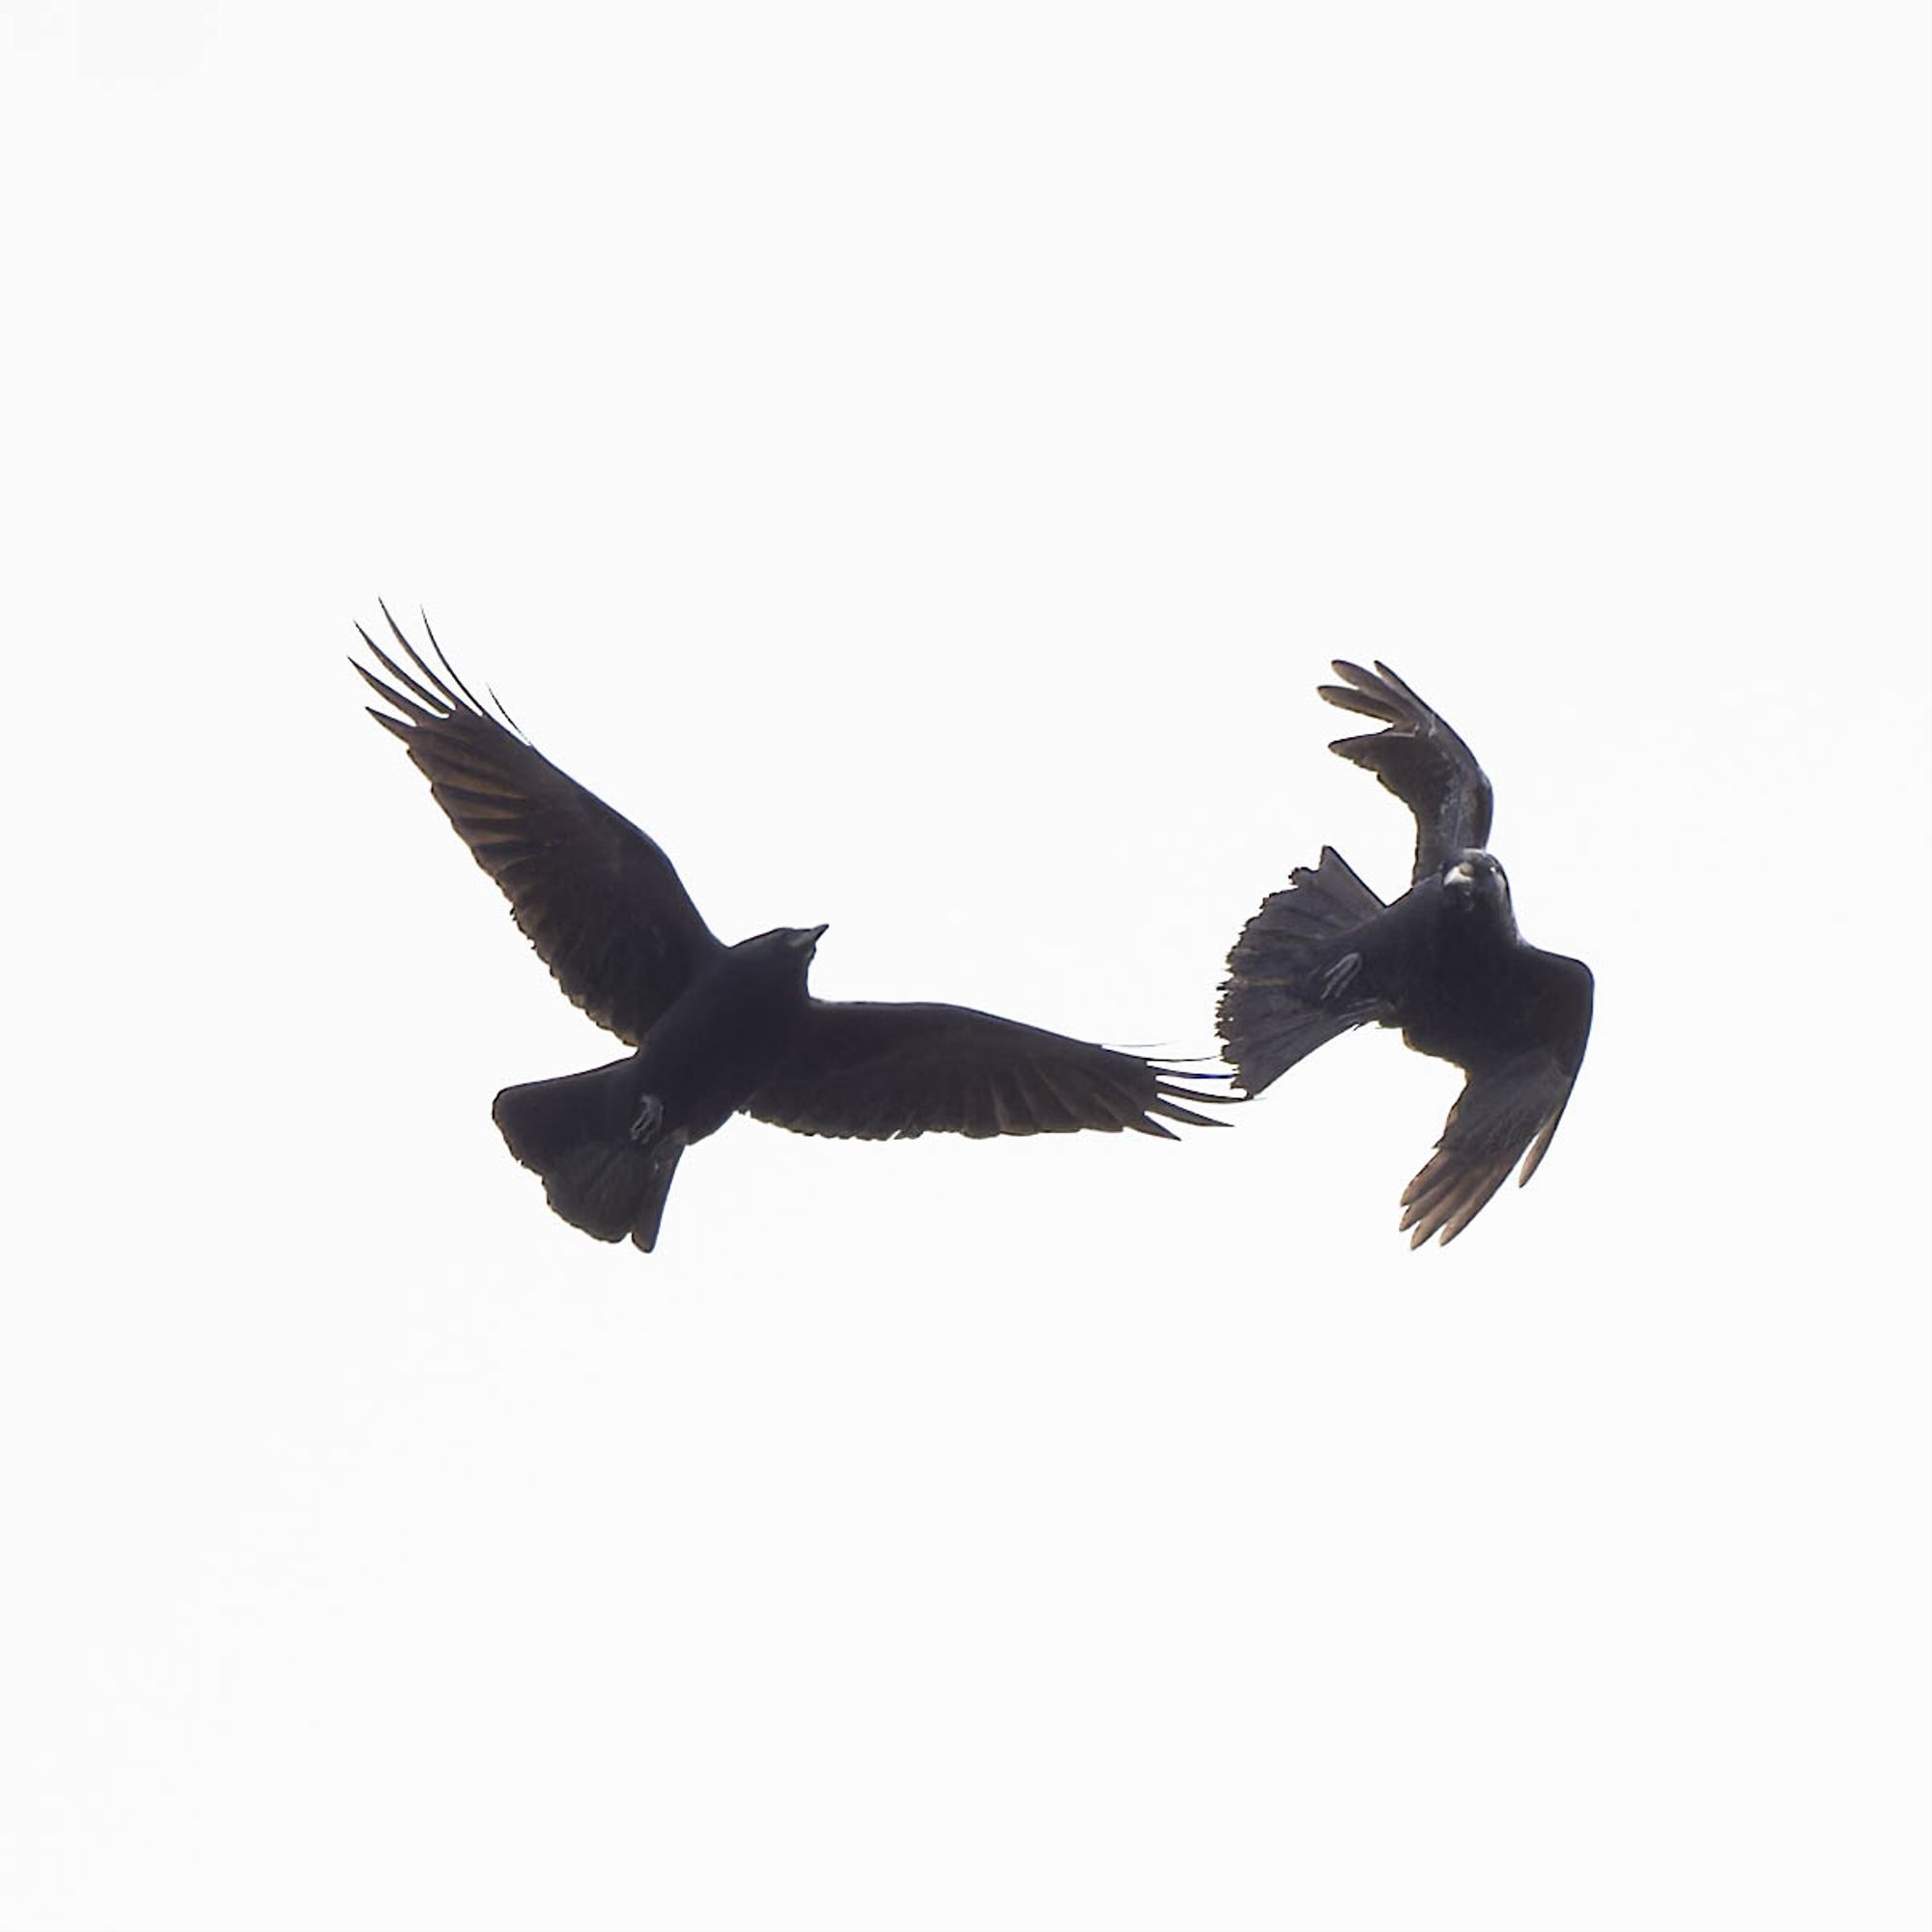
492;1059;687;1252
1217;846;1387;1094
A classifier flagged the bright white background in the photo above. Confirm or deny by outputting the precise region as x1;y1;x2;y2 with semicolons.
2;5;1926;1929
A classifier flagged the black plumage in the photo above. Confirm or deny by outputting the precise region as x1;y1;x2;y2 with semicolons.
355;608;1226;1252
1218;661;1592;1246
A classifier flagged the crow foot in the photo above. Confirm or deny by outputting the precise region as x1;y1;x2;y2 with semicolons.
629;1094;665;1145
1320;952;1363;1002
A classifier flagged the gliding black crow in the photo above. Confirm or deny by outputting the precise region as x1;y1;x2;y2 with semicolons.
355;610;1227;1252
1218;662;1592;1246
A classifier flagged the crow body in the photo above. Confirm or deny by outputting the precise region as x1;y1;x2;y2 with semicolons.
355;610;1227;1251
1218;662;1592;1246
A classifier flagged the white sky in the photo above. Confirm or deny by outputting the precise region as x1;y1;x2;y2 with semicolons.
3;5;1927;1929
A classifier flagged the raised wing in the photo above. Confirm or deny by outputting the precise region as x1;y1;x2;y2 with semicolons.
354;607;724;1045
1399;950;1592;1246
1321;661;1494;883
744;1001;1234;1141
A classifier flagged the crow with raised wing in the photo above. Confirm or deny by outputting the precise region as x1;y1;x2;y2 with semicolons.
355;610;1227;1252
1218;662;1592;1246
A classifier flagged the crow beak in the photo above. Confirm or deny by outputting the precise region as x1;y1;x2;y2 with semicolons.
1445;862;1476;888
795;923;829;951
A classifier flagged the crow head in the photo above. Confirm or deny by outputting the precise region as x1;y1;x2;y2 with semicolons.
740;923;828;987
1442;851;1515;932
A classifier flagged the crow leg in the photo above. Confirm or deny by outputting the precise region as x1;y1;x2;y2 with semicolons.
1321;952;1363;1001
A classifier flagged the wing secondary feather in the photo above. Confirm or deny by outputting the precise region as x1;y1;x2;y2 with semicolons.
354;607;724;1045
745;1001;1234;1141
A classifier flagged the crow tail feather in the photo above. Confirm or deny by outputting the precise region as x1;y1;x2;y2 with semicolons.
1217;845;1386;1094
492;1059;686;1252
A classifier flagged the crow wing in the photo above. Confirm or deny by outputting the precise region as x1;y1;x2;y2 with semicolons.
744;1001;1232;1141
1398;950;1593;1246
354;607;724;1046
1321;660;1494;883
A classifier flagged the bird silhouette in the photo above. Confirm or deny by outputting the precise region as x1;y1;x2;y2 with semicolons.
1218;661;1592;1246
355;609;1227;1251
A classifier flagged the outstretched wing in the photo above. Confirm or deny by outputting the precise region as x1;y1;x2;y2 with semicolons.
1399;950;1593;1246
744;1001;1234;1141
1321;661;1494;883
354;607;724;1045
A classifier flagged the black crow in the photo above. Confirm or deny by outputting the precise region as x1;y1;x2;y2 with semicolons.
355;609;1227;1252
1218;662;1592;1246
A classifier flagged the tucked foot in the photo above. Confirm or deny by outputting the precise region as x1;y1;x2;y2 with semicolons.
1320;952;1363;1002
629;1093;665;1145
